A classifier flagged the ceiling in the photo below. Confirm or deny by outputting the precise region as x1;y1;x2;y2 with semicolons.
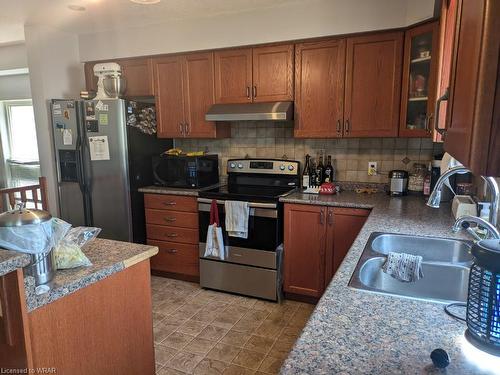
0;0;297;45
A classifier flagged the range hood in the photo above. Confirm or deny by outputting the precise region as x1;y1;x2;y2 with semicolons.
205;101;293;122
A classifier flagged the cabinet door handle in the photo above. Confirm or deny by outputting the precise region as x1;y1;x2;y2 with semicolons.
179;123;184;136
425;113;433;133
163;217;176;222
252;86;257;99
336;120;341;136
162;201;176;206
185;122;190;135
167;249;178;254
328;210;333;225
345;119;350;134
246;86;251;100
434;88;449;136
319;209;325;225
165;233;178;238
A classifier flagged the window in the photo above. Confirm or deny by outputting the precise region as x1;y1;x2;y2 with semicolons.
2;100;40;187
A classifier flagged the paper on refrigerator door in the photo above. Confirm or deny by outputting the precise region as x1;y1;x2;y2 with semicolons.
89;136;110;161
62;129;73;145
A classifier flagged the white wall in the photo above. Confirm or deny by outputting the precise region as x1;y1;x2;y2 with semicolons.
79;0;435;61
25;25;84;215
0;43;28;70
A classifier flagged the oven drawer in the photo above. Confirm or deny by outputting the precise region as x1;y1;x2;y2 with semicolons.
148;240;199;276
147;224;198;244
144;194;197;212
200;259;277;301
199;243;276;269
145;209;198;228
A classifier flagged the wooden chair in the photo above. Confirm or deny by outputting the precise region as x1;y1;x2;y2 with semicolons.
0;177;49;212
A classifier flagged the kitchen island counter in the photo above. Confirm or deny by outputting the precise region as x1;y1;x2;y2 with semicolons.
280;192;489;375
0;250;30;277
24;238;158;311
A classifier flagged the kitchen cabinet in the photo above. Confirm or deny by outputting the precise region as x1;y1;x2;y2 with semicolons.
399;22;440;138
144;194;199;280
118;58;154;97
294;39;346;138
214;44;294;104
153;52;230;139
442;0;499;176
84;57;154;97
284;203;369;299
344;32;403;137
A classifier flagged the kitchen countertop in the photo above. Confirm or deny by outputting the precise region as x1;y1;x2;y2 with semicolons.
280;192;490;375
138;184;221;196
21;238;158;312
0;250;31;277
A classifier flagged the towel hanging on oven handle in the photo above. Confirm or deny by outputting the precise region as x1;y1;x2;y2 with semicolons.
204;199;226;260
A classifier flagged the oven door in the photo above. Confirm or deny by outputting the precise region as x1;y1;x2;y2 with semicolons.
197;198;281;254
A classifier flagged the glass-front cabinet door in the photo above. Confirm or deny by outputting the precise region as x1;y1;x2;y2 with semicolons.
399;21;439;137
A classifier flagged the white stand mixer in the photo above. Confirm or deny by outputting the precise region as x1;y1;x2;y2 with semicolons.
93;62;124;99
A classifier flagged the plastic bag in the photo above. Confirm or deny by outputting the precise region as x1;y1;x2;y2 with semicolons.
0;217;71;254
54;227;100;269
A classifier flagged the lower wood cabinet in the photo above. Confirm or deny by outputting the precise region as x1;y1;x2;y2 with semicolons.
283;203;369;298
144;194;199;280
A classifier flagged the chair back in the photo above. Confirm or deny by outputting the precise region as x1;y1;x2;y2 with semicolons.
0;177;49;212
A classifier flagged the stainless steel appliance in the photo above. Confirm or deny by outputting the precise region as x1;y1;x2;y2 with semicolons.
153;154;219;189
389;170;409;196
197;158;300;301
205;101;293;122
50;99;172;243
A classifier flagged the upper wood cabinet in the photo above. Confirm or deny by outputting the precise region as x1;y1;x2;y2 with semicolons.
84;58;154;97
444;0;499;176
214;44;294;104
284;203;369;299
152;55;185;138
153;52;230;139
252;44;294;102
214;48;253;103
344;32;403;137
118;58;154;97
399;22;440;138
294;39;345;138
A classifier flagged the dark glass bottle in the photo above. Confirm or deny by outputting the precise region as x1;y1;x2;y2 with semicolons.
310;158;317;187
316;155;325;185
324;155;335;182
302;154;311;189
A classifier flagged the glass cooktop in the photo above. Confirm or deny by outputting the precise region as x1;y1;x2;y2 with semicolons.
199;185;297;203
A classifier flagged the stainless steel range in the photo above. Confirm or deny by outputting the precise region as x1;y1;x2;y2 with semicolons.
197;158;300;301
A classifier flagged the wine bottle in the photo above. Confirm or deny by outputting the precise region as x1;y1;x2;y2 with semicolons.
316;154;325;185
302;154;311;189
310;158;317;187
324;155;334;182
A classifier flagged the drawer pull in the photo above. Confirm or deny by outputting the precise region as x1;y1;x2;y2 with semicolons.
163;201;176;206
233;253;242;257
165;233;178;238
167;249;178;254
163;217;177;222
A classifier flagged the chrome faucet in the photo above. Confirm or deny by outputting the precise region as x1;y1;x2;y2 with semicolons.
426;166;470;208
452;215;500;240
482;176;499;227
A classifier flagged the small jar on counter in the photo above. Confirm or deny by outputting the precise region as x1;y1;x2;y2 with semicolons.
408;163;426;194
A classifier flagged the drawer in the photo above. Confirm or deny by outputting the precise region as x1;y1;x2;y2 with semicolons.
145;209;198;229
147;224;198;244
148;240;199;276
144;194;197;212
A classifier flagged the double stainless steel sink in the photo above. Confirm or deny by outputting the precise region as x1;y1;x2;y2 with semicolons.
349;232;473;304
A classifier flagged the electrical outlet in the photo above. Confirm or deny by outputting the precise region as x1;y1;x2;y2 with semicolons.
368;161;377;176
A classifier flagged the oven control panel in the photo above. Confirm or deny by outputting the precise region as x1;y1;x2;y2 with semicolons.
227;159;299;175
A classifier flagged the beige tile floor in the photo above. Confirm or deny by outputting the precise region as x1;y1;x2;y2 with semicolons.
151;276;315;375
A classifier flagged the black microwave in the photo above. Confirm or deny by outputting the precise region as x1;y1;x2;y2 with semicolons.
152;154;219;188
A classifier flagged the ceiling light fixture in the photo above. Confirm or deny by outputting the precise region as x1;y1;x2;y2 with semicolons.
129;0;161;4
68;4;86;11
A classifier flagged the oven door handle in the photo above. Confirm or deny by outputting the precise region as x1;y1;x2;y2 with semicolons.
197;198;277;209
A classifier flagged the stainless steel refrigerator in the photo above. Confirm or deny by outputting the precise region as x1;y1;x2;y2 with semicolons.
50;99;172;243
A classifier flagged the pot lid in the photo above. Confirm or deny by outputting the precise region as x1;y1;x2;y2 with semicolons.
0;205;52;227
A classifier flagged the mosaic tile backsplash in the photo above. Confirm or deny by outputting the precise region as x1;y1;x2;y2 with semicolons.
174;122;444;184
